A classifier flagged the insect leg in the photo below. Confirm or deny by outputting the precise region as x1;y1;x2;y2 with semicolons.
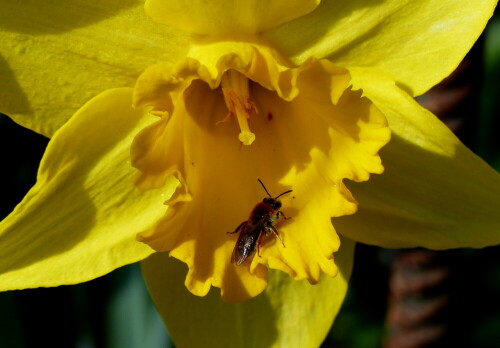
276;211;291;221
257;231;265;257
269;224;285;247
227;221;246;234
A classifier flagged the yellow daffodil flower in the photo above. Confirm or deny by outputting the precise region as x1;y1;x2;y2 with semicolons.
1;0;499;346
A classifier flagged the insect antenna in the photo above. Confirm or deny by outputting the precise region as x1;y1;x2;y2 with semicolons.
275;189;293;199
257;178;272;197
258;179;292;199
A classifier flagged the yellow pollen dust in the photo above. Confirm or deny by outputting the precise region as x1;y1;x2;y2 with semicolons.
219;70;258;145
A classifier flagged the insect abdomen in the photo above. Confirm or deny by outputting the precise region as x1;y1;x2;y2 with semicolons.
232;231;258;265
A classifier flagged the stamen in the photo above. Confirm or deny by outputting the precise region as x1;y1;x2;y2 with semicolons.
220;70;257;145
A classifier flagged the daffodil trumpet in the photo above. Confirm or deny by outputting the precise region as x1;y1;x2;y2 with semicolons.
0;0;499;347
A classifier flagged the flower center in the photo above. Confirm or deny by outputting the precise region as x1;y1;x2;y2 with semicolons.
219;70;258;145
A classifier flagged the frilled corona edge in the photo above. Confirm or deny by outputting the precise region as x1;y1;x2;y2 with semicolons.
132;41;390;302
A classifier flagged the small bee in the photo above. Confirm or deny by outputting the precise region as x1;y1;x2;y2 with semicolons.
228;179;292;265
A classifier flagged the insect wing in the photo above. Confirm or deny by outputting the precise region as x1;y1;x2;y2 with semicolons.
230;219;265;265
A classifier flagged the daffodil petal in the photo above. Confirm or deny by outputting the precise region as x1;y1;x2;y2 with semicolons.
0;0;188;137
133;43;390;301
267;0;496;96
0;88;177;290
334;68;500;249
144;0;319;35
141;236;355;348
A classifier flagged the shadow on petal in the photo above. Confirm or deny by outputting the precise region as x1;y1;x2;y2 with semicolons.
0;0;140;34
142;254;278;347
336;132;500;249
